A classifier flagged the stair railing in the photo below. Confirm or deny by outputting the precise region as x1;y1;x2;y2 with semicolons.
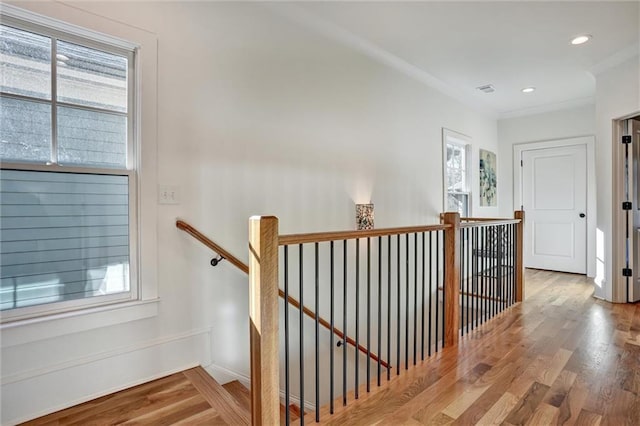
448;211;525;336
248;211;524;425
175;220;389;369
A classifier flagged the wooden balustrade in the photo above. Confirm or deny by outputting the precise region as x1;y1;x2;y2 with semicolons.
247;211;524;424
176;219;388;369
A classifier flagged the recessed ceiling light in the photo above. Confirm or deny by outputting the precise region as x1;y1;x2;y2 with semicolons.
521;87;536;93
571;35;592;45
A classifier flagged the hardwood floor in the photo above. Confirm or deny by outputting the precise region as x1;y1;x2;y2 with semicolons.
308;269;640;425
23;269;640;425
22;367;251;425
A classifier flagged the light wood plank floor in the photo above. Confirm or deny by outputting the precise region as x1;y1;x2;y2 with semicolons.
309;268;640;425
24;269;640;425
22;367;251;425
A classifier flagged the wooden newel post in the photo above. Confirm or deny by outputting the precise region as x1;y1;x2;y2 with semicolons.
514;210;525;302
442;212;460;347
249;216;280;426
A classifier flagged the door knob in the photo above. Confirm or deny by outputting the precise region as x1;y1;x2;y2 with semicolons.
579;213;586;218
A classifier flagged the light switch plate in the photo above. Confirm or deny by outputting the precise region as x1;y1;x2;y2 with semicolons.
158;185;180;204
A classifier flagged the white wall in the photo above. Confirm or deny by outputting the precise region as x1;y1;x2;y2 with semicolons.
1;2;501;423
594;57;640;301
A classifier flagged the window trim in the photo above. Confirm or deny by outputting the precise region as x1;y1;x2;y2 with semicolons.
0;11;141;323
442;128;472;217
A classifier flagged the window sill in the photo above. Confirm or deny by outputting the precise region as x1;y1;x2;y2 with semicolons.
0;298;159;348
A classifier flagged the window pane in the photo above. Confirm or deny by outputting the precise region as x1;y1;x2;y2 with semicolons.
57;106;126;167
447;169;463;191
0;169;129;311
447;193;469;216
56;40;127;113
447;144;464;169
0;25;51;100
0;96;51;163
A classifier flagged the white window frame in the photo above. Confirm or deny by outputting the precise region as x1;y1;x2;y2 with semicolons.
442;128;472;217
0;13;140;323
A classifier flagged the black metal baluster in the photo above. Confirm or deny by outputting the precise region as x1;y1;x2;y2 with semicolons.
473;227;478;330
355;239;360;399
497;226;501;313
284;246;290;426
387;235;391;381
435;230;440;351
342;240;347;406
508;224;512;309
461;228;465;336
480;226;487;323
299;244;305;425
465;228;473;333
489;226;494;319
405;234;409;370
499;225;504;313
513;223;516;305
330;241;335;415
413;233;418;366
498;226;502;313
489;227;493;318
510;223;515;306
471;227;475;330
428;232;433;356
397;234;401;374
315;243;320;423
507;224;511;306
421;232;425;361
469;228;473;330
367;237;371;392
492;226;497;318
440;230;445;348
496;226;500;314
377;236;382;387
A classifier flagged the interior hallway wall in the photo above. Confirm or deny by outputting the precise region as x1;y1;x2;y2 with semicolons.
1;1;501;423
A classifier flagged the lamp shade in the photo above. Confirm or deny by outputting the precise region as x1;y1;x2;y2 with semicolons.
356;203;374;230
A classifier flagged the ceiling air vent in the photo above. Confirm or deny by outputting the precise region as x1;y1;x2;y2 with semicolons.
476;84;495;94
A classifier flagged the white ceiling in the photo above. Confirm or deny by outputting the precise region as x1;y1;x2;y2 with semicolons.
296;1;640;118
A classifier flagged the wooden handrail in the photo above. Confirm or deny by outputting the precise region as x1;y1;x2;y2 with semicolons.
176;219;389;369
278;224;450;246
177;220;249;274
460;217;505;221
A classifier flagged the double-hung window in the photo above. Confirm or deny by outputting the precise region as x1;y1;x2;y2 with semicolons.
443;129;471;217
0;16;137;322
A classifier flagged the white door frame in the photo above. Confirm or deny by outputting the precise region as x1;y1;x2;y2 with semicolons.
613;114;640;302
513;136;596;277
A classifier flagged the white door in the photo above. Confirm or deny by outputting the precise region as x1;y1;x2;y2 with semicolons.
522;145;587;274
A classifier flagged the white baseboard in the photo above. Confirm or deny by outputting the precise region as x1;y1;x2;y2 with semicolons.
3;328;212;425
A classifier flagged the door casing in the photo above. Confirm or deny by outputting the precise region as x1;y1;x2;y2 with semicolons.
613;115;640;302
